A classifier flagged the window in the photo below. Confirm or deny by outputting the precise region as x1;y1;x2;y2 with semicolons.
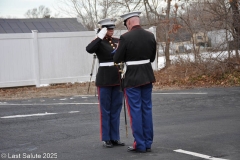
197;36;203;40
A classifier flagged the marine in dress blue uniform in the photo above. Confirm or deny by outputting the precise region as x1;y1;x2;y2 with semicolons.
86;18;125;148
113;12;156;153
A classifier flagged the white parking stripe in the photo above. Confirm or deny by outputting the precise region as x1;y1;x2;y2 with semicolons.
0;103;99;106
174;149;229;160
1;110;81;119
153;92;207;95
1;113;57;119
68;111;80;113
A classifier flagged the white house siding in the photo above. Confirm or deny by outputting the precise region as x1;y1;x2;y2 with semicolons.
207;29;233;49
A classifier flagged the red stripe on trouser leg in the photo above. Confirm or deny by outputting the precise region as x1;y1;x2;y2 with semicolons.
124;89;133;129
125;88;137;149
133;141;137;149
97;87;102;141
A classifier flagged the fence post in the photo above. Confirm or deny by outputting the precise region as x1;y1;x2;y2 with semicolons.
149;26;158;70
32;30;40;87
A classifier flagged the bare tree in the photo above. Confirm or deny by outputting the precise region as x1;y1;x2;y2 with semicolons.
177;1;206;61
229;0;240;59
54;0;236;67
164;0;172;67
56;0;140;30
137;0;171;68
142;0;199;68
25;5;52;18
171;0;240;75
201;0;239;60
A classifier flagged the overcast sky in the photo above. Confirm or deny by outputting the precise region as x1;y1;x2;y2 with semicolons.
0;0;172;19
0;0;65;18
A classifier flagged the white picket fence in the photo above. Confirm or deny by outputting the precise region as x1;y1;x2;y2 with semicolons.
0;29;157;88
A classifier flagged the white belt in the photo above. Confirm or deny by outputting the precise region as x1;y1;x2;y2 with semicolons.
126;59;150;65
99;62;115;66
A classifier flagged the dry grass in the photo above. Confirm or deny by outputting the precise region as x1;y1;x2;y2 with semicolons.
154;58;240;89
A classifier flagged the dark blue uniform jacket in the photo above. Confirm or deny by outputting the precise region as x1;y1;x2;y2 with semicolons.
86;37;121;86
113;25;156;88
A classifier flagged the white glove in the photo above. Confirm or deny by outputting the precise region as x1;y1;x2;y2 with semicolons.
97;27;107;39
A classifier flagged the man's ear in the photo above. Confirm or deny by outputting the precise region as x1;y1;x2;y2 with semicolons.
127;19;130;26
127;19;131;30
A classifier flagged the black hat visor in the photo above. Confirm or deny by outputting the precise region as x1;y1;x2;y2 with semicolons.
102;25;115;29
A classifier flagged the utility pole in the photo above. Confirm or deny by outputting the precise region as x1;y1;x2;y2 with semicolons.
229;0;240;60
165;0;171;68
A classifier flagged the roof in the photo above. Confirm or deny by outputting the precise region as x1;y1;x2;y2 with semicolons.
0;18;88;33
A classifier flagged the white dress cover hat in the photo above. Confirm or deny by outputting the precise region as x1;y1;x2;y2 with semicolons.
120;11;141;21
98;18;116;28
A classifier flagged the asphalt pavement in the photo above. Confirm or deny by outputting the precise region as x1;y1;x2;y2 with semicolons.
0;87;239;160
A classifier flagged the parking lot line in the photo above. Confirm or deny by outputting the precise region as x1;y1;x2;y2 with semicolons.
1;110;81;119
0;102;99;106
1;112;57;119
174;149;229;160
153;92;208;95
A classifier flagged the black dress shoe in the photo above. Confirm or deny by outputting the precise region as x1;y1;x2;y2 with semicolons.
127;146;146;153
146;148;151;152
111;140;125;146
103;141;113;148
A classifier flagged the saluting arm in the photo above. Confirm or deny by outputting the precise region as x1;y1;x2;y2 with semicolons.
86;28;107;53
86;38;102;53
